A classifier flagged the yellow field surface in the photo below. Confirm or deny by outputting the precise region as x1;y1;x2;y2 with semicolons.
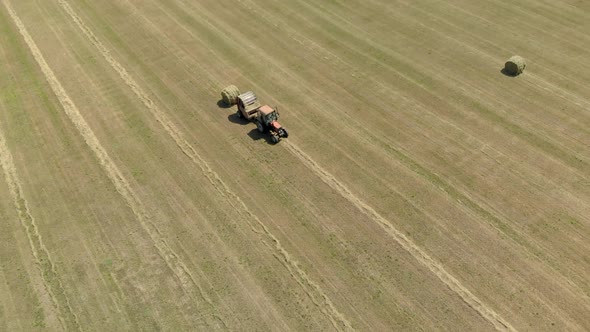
1;0;589;330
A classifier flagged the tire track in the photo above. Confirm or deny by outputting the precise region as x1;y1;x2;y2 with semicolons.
105;0;556;326
69;0;584;326
225;0;590;195
3;1;226;329
155;0;588;322
55;0;353;330
223;0;590;301
113;1;572;326
0;109;80;330
283;141;516;332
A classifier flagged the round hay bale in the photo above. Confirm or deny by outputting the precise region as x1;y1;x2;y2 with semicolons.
221;85;240;106
504;56;526;76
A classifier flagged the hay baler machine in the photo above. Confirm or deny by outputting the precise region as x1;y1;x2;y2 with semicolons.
221;85;289;144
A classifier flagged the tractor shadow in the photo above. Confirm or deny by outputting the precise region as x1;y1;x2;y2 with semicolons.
222;102;274;144
247;128;275;145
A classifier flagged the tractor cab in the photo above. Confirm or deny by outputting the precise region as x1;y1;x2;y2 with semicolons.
258;105;279;125
256;105;288;143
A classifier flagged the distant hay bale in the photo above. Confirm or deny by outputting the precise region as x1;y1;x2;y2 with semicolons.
504;56;526;76
221;85;240;106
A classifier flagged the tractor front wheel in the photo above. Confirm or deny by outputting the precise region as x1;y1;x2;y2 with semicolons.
280;128;289;138
271;134;280;144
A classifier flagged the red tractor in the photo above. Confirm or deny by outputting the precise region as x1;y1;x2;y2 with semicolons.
221;86;289;144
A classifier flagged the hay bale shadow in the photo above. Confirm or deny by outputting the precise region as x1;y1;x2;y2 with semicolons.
217;99;233;109
500;68;518;77
247;128;274;145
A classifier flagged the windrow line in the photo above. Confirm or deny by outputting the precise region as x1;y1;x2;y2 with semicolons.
3;1;226;329
0;129;79;331
2;3;87;331
0;111;79;330
283;141;517;332
149;4;514;328
54;0;353;330
193;0;588;312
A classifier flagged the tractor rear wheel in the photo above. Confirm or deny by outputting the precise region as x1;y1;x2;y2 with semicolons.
256;122;264;133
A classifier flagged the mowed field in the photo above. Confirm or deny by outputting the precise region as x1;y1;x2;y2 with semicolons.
1;0;589;330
